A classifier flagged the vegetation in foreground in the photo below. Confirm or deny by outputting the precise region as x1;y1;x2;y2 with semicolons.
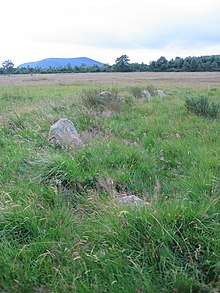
0;83;219;292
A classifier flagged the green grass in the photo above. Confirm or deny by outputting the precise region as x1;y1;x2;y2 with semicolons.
0;83;219;292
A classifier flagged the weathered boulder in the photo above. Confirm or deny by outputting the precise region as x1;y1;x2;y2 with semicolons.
155;90;167;97
141;89;167;98
141;90;152;98
115;195;145;206
48;118;83;148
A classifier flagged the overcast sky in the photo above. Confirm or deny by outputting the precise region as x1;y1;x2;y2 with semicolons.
1;0;220;66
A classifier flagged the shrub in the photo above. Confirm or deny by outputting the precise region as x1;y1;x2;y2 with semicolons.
185;96;219;119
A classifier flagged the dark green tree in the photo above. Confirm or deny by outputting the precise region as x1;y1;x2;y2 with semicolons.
155;56;168;71
183;58;191;71
204;61;211;71
101;63;112;72
211;61;218;71
190;58;198;71
1;60;14;74
175;57;184;70
149;61;156;71
114;55;131;72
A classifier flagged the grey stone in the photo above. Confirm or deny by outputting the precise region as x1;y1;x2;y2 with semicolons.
115;195;145;206
141;90;152;98
48;118;83;148
155;90;167;97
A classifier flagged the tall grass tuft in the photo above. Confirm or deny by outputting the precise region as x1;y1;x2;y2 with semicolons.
81;88;104;109
185;96;219;119
81;87;124;112
129;85;143;99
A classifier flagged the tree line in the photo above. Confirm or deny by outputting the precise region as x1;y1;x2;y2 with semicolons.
1;54;220;74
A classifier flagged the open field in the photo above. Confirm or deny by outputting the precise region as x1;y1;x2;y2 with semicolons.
1;71;220;87
0;74;219;292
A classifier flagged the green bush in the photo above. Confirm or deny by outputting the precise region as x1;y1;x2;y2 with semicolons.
185;96;219;119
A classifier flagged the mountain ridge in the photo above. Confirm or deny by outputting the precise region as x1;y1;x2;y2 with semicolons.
19;57;104;68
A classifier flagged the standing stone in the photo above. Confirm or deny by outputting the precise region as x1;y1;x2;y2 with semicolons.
48;118;83;148
155;90;167;97
141;90;152;98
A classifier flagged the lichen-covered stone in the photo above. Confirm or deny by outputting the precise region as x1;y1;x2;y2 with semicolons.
155;90;167;97
141;90;152;98
48;118;83;148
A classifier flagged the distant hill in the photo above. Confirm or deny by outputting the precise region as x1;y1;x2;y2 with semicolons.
19;57;104;69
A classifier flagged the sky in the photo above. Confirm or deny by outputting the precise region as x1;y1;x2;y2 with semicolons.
1;0;220;67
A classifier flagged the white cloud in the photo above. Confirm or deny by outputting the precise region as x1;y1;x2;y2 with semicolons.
1;0;220;66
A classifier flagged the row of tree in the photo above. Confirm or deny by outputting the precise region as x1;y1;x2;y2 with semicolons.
1;54;220;74
113;55;220;72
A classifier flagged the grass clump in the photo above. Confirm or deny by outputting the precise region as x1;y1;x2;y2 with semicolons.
81;88;104;109
128;84;157;99
81;87;125;113
185;96;219;119
0;209;40;245
129;85;143;99
146;84;157;96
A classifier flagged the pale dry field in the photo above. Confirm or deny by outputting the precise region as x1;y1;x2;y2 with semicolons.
0;72;220;87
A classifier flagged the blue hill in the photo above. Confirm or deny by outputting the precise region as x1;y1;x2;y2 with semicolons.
19;57;104;68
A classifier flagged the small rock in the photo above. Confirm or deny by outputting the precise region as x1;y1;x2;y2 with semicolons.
141;90;152;98
99;91;113;99
155;90;167;97
115;195;145;206
48;118;83;148
101;110;113;117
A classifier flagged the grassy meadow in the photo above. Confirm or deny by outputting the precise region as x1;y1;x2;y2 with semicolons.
0;73;219;292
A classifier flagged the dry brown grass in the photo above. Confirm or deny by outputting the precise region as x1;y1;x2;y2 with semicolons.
1;72;220;87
